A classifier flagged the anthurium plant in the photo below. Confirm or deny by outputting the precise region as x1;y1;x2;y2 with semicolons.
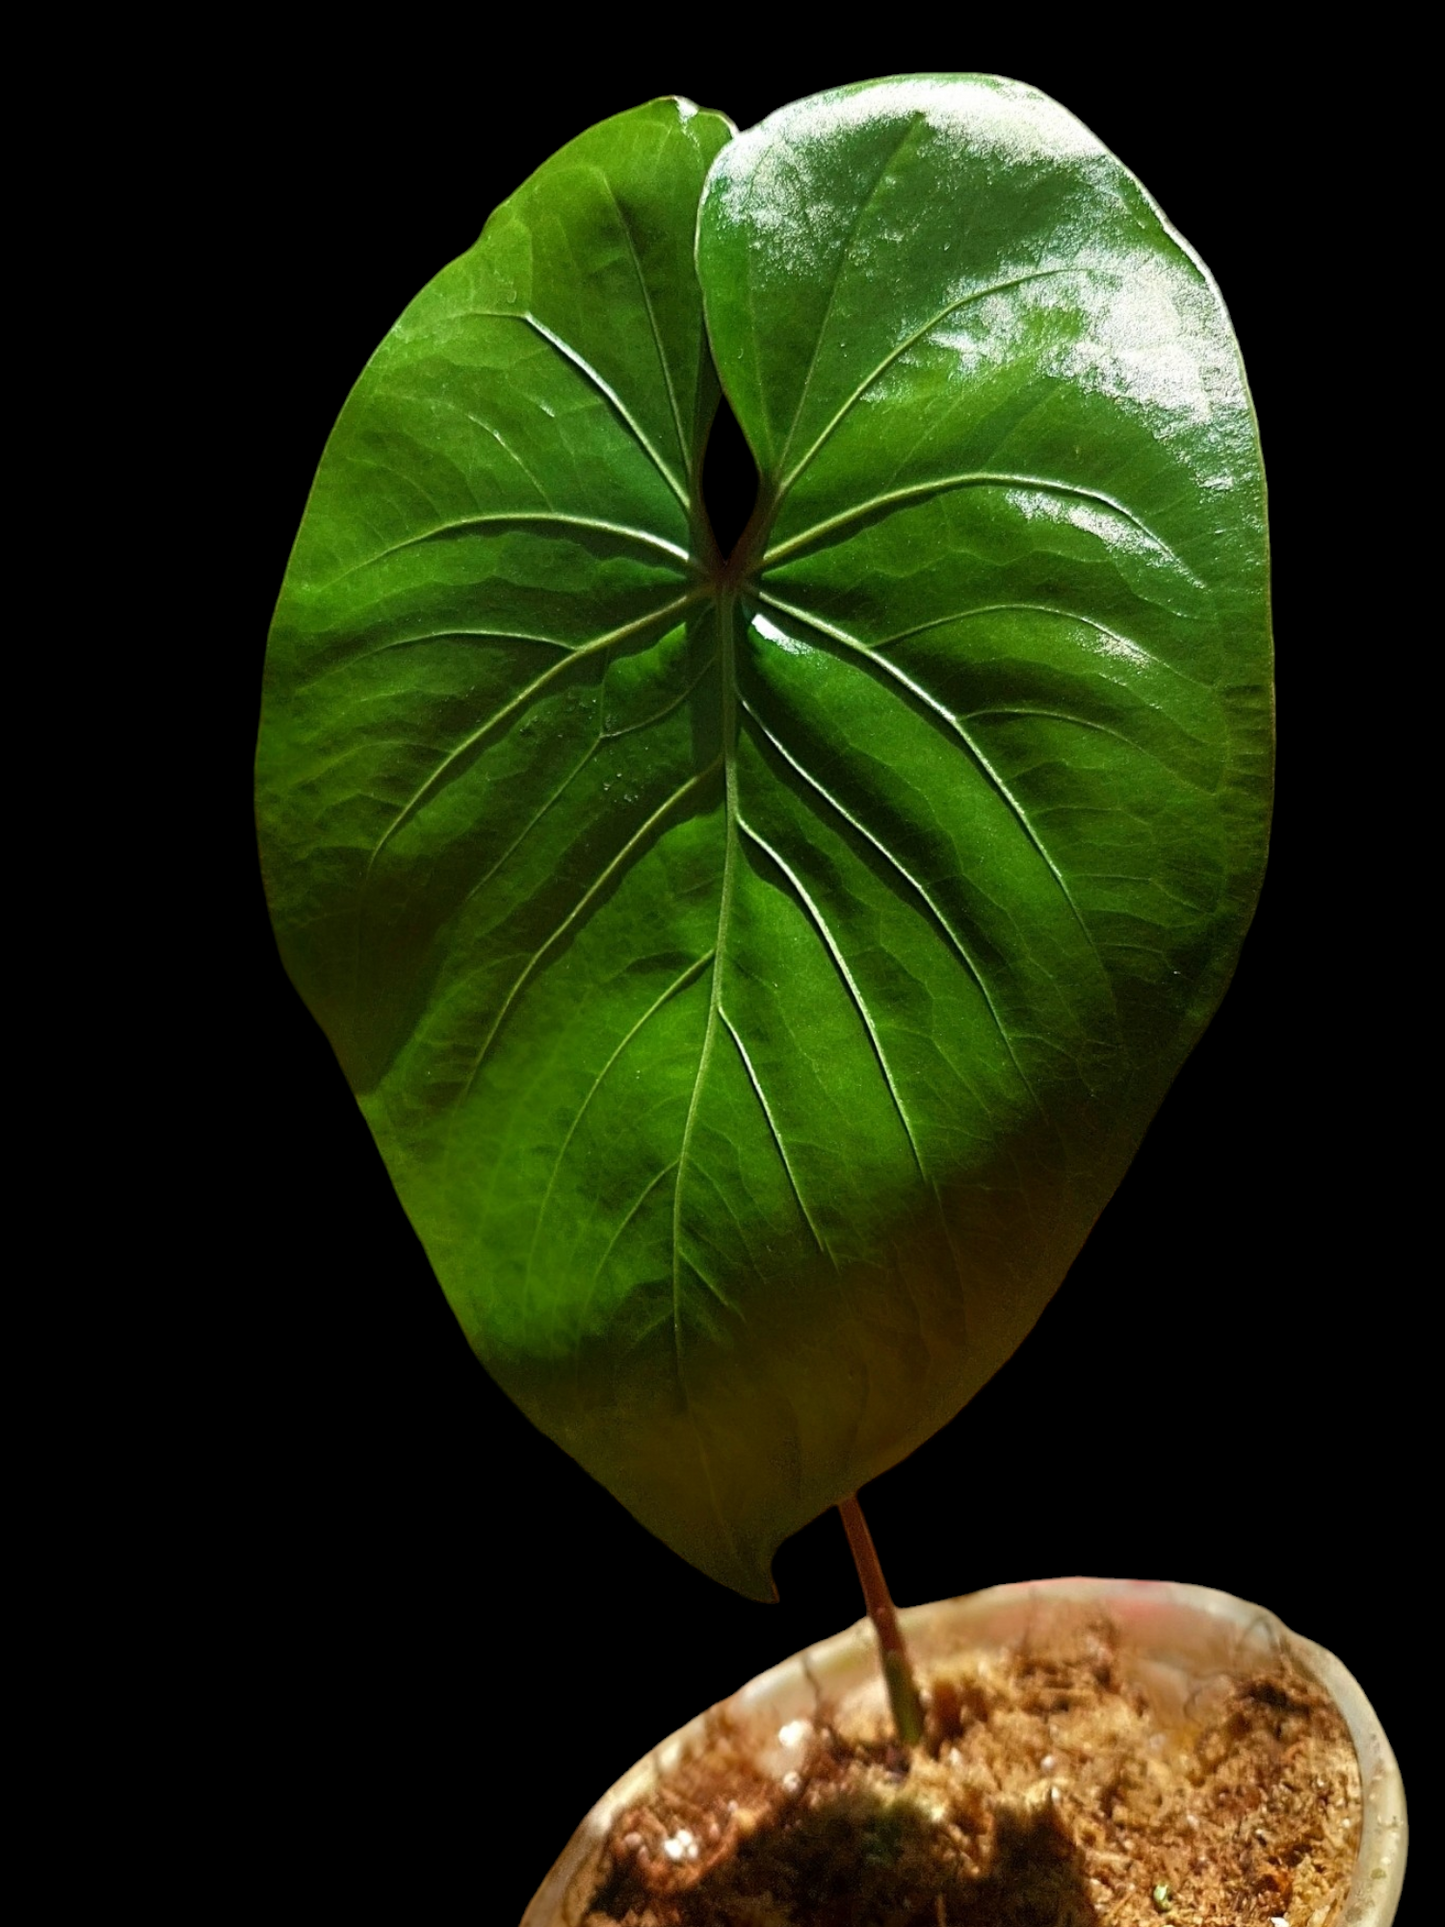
257;77;1271;1607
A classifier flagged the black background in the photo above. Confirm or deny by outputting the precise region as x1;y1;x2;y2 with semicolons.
220;45;1416;1918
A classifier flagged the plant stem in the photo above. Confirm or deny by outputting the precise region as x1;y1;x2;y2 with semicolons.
838;1491;924;1747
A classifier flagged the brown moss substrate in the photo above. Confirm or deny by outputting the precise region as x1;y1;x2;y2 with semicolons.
583;1622;1359;1927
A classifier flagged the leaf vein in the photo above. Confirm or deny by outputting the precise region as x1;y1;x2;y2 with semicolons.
517;310;690;510
601;651;719;743
366;594;697;870
961;704;1213;789
586;1161;680;1292
764;475;1197;582
872;600;1207;690
738;695;1038;1107
304;627;573;690
776;268;1074;502
737;817;926;1178
757;592;1112;988
460;760;722;1098
330;510;691;587
720;1011;830;1258
601;180;693;486
774;114;928;483
530;952;716;1288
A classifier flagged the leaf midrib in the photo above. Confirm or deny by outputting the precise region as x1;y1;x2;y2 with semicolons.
671;587;741;1339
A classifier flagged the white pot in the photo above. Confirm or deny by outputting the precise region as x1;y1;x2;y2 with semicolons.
523;1577;1407;1926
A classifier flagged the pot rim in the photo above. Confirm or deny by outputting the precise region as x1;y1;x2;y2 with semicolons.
523;1576;1406;1927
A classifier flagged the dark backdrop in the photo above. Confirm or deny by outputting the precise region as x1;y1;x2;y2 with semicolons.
223;49;1413;1918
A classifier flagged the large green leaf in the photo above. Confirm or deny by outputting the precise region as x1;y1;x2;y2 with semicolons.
257;79;1271;1599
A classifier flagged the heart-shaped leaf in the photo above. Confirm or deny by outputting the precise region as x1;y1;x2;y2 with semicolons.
257;80;1271;1598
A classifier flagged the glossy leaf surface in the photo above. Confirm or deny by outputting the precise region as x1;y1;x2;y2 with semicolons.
257;81;1271;1597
